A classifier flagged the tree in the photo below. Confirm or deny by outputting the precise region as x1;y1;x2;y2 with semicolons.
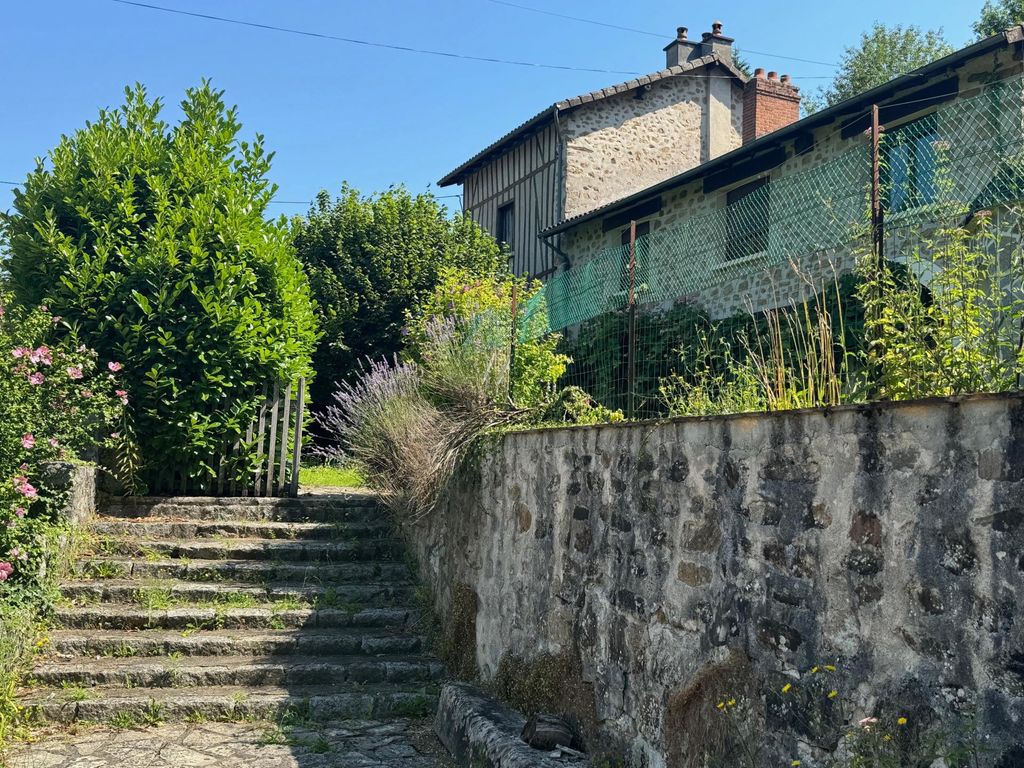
292;185;502;408
804;24;954;112
974;0;1024;38
1;83;318;491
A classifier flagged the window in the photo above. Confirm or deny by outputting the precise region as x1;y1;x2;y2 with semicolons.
726;177;770;261
883;114;940;214
496;202;515;251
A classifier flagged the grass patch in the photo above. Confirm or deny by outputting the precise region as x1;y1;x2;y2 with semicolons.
300;464;364;489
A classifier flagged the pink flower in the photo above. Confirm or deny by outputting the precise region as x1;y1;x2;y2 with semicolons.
13;507;25;518
21;434;35;450
0;305;5;317
28;372;44;385
8;548;26;562
30;346;52;366
13;476;37;499
67;366;83;380
81;390;93;398
110;432;121;440
0;563;13;581
11;346;29;359
48;438;59;448
115;389;129;404
108;361;123;372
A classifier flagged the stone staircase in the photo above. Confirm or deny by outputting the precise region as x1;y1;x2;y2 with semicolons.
19;493;445;728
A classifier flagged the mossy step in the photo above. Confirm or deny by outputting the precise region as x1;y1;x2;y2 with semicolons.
20;682;438;725
31;654;446;688
90;519;392;542
53;604;415;631
43;628;427;659
60;578;417;608
95;537;404;562
74;557;413;585
100;494;382;523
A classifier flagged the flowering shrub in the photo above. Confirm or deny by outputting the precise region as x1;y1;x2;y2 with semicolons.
2;83;317;491
0;296;123;589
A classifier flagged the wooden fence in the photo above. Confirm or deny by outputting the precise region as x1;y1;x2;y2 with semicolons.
145;377;306;498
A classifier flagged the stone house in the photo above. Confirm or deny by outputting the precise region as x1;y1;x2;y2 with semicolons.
438;22;750;278
539;26;1024;321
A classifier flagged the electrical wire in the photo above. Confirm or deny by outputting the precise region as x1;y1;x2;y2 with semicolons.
109;1;832;80
483;0;840;68
111;0;642;76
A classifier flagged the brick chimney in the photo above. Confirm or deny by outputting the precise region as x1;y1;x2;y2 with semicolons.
664;22;734;68
742;69;801;143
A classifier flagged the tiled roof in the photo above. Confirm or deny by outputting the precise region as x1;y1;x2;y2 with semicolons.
437;54;747;187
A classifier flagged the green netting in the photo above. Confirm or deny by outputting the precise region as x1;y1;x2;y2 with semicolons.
523;75;1024;338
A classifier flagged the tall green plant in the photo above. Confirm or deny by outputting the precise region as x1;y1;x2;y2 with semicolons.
858;214;1024;399
1;83;318;491
293;186;502;407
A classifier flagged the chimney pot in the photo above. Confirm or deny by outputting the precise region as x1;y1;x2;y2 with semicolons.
677;26;688;40
743;67;801;143
711;21;723;36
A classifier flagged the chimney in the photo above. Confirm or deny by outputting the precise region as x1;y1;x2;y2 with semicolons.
742;69;801;143
664;27;699;68
700;21;734;63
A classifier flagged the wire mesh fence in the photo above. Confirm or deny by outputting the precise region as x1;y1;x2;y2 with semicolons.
517;75;1024;421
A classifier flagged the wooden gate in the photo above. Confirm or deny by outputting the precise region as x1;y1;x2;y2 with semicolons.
219;377;307;498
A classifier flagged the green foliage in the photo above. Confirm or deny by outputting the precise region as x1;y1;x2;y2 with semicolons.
406;267;568;409
293;185;502;405
974;0;1024;38
539;386;624;425
859;215;1024;399
0;298;123;589
659;274;866;417
1;82;317;491
804;24;954;112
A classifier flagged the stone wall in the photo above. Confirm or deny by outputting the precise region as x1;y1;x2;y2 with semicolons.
411;394;1024;767
562;74;742;220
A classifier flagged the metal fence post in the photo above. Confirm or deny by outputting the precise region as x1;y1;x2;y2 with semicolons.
627;219;637;420
869;105;886;397
509;280;519;404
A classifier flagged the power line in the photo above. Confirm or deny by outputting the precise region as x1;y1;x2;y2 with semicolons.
110;1;831;80
0;180;18;186
111;0;642;76
483;0;839;69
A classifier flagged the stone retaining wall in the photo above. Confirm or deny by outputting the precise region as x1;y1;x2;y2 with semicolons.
411;393;1024;767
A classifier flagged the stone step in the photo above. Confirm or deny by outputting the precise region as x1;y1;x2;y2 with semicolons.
31;654;446;689
74;557;413;585
89;519;391;542
60;578;417;608
43;628;427;659
100;494;383;523
53;604;415;631
95;537;404;562
20;683;438;725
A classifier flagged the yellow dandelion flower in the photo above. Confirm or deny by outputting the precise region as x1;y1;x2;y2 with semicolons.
828;690;838;699
727;698;737;707
717;702;725;710
792;761;802;766
825;665;836;672
782;683;792;693
897;717;907;726
884;734;892;742
811;666;819;674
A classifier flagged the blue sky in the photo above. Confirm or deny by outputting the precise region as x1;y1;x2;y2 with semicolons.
1;0;983;217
